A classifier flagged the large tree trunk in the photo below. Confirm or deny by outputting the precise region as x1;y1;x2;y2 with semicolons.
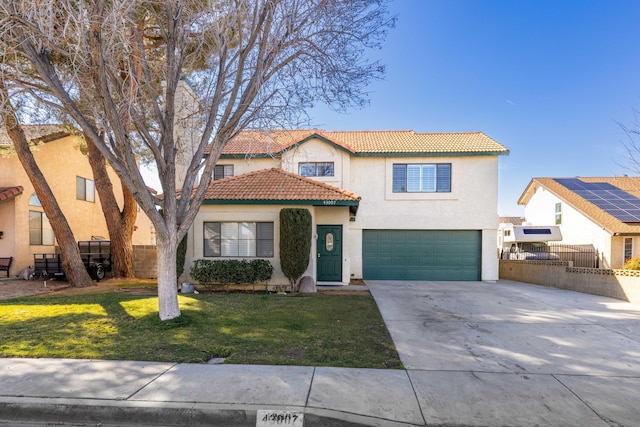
85;137;137;278
156;232;180;320
0;86;94;287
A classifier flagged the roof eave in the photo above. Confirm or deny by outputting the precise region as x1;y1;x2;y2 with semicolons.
202;199;359;206
353;150;510;158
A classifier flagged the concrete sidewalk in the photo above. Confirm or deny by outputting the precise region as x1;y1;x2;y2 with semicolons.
1;280;640;426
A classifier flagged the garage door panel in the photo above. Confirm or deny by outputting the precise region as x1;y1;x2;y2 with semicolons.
363;230;481;281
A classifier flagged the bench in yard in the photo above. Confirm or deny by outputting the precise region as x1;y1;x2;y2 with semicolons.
0;257;13;277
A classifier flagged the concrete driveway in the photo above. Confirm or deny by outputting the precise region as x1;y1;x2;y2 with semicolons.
368;279;640;427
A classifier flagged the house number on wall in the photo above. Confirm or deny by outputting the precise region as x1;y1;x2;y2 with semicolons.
322;200;337;205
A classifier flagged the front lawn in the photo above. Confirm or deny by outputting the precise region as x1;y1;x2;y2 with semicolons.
0;289;402;369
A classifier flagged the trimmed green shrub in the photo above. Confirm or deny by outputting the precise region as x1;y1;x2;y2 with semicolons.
623;257;640;270
176;234;188;277
280;208;312;291
190;259;274;288
252;259;275;283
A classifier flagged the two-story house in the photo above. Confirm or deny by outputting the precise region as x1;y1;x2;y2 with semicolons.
183;129;508;286
519;176;640;269
0;125;155;277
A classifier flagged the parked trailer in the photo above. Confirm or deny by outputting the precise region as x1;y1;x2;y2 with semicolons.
499;224;563;260
33;240;111;281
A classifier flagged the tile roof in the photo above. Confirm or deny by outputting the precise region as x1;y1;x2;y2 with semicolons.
216;129;508;156
194;168;360;203
499;216;526;225
519;177;640;234
0;124;70;146
0;186;24;203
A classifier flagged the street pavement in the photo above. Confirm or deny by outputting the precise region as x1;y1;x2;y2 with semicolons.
1;279;639;426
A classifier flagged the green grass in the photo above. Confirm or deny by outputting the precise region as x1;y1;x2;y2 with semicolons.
0;289;402;369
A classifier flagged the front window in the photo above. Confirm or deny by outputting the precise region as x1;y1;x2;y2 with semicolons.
214;165;234;180
393;163;451;193
555;202;562;225
204;222;274;257
299;162;334;177
29;211;54;245
76;176;95;202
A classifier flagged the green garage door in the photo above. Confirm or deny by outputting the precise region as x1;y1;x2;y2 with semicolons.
363;230;481;281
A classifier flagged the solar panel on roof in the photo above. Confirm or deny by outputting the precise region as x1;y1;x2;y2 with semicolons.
554;178;640;222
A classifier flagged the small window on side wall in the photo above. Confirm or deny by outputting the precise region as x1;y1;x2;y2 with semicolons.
624;237;633;263
555;202;562;225
29;193;42;207
29;210;54;245
76;176;95;202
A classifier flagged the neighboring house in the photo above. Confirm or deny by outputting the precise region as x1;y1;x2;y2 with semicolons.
0;125;155;277
518;176;640;269
184;129;508;285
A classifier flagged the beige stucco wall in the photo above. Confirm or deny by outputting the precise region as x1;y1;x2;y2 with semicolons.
186;204;352;286
0;135;154;275
347;155;500;281
281;139;351;190
523;185;616;268
224;157;279;176
499;260;640;304
220;141;501;282
0;200;16;266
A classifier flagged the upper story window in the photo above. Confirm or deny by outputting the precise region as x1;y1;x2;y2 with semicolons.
214;165;234;180
203;221;274;258
76;176;95;202
299;162;334;177
392;164;451;193
29;210;54;245
555;202;562;225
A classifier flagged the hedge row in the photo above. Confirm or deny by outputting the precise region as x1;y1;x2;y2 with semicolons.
190;259;273;285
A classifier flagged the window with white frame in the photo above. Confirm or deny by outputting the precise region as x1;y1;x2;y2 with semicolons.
555;202;562;225
624;237;633;263
29;210;54;245
392;163;451;193
76;176;95;202
203;222;274;257
299;162;334;177
213;165;234;180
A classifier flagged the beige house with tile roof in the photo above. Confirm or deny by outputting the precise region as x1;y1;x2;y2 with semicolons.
0;125;155;277
518;177;640;269
186;129;508;286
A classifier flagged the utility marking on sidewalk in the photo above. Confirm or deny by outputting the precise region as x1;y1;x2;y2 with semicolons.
257;410;304;427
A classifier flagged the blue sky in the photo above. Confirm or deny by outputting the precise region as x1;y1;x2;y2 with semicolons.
307;0;640;216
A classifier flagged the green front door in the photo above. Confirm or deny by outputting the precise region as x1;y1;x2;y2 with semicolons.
317;225;342;282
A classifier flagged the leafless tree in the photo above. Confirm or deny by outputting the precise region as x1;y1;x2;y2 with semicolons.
0;0;394;320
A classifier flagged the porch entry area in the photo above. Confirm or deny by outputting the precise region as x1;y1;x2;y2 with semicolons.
317;225;342;282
